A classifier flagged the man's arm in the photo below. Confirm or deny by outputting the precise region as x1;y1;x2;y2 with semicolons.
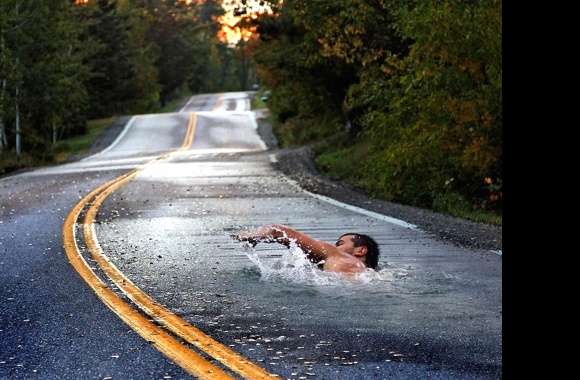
234;224;338;262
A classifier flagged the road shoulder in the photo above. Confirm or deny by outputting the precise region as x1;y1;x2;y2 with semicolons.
256;113;502;252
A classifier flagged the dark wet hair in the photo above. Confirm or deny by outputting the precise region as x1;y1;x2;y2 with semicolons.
339;233;380;269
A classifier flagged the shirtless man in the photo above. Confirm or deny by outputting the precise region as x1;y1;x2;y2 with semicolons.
233;224;380;274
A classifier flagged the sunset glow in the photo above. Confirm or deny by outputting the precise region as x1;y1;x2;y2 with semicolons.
74;0;271;46
218;0;272;46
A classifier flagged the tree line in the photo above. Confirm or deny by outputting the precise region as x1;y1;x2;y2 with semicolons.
249;0;502;218
0;0;251;163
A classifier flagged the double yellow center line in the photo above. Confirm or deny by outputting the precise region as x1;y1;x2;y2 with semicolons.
181;112;197;150
63;111;276;379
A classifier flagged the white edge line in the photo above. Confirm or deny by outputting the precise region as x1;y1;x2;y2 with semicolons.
280;173;419;230
179;96;194;112
0;169;22;183
247;111;267;151
246;90;265;151
81;117;136;161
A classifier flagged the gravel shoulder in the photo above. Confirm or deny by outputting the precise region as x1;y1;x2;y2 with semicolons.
256;111;502;253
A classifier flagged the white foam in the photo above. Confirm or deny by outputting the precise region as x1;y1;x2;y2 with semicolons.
239;236;409;290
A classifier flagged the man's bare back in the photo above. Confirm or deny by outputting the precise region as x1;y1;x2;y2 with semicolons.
233;224;379;274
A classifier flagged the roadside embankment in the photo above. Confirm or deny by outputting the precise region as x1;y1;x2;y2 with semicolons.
255;113;502;252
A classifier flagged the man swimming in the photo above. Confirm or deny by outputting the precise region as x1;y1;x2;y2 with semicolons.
233;224;380;274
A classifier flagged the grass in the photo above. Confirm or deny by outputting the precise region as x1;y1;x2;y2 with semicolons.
315;142;502;226
0;117;117;177
53;117;117;163
155;87;192;114
0;152;36;177
450;208;502;225
251;89;268;110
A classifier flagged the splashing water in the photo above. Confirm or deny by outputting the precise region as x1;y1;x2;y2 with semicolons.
242;240;337;285
239;238;410;293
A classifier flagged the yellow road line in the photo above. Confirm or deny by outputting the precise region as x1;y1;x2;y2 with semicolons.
83;177;276;379
63;111;276;379
62;172;232;379
181;113;197;150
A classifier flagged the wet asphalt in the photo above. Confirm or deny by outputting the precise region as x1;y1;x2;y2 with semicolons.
1;92;501;379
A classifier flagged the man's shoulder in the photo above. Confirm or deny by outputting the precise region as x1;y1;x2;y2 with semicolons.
324;254;366;273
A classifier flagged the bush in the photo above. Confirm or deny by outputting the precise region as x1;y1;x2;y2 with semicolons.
357;0;502;212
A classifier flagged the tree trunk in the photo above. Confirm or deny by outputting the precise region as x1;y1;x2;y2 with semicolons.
0;120;7;153
0;79;7;153
15;85;21;159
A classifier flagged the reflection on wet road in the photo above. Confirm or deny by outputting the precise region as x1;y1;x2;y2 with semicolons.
88;92;501;378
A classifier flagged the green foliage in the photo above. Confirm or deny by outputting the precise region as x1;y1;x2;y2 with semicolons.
315;141;371;186
80;0;134;117
273;112;343;148
0;151;35;176
1;0;90;156
252;2;356;146
154;85;191;113
188;40;252;94
358;0;502;210
254;0;502;222
121;1;161;114
53;116;117;163
251;89;268;110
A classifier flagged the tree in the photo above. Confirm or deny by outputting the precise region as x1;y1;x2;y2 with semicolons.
139;0;205;105
1;0;91;156
80;0;143;117
251;0;358;144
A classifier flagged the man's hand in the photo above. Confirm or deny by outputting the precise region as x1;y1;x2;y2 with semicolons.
232;230;259;247
231;225;335;262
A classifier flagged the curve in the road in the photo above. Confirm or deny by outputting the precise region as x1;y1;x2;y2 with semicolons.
63;111;276;379
63;170;234;380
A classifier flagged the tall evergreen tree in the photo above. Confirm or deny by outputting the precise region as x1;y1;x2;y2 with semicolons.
81;0;140;118
1;0;90;156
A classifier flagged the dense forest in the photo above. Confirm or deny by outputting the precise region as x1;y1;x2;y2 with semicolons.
249;0;502;221
0;0;252;166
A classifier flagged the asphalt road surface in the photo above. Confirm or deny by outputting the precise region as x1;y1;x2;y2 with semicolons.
0;92;502;379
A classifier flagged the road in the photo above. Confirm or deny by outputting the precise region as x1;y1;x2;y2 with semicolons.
0;92;502;379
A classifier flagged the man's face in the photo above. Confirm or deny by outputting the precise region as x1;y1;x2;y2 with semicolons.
335;234;367;259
